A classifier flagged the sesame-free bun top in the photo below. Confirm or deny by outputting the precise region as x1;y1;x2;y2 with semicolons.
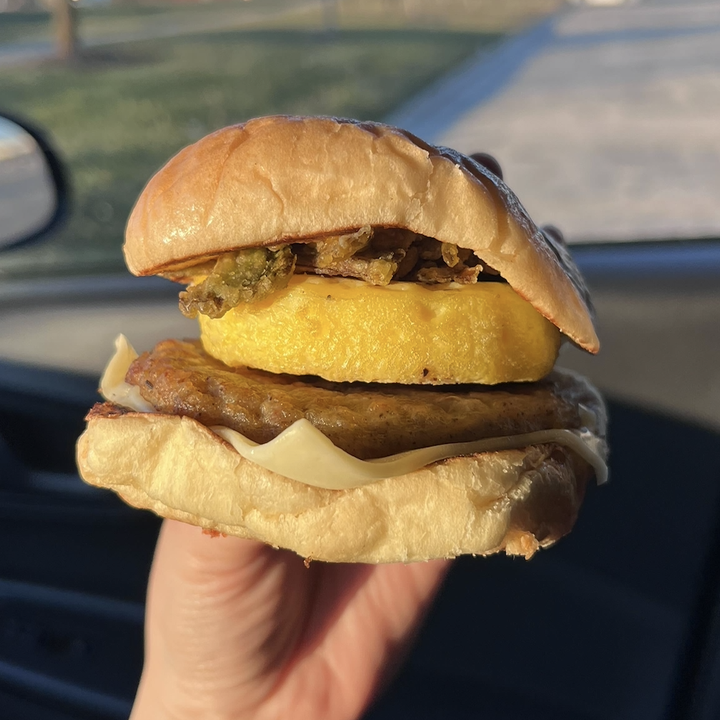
125;115;598;353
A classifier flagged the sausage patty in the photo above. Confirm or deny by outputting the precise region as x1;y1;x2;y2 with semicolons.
125;339;603;460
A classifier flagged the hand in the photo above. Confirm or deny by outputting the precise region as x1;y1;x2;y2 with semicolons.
130;520;451;720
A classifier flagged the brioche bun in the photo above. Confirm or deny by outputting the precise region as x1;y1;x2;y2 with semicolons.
77;405;591;564
77;115;606;564
125;116;598;353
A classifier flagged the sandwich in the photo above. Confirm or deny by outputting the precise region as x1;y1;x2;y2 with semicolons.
76;115;607;564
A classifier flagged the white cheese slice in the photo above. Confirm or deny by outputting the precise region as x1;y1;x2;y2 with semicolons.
100;335;608;489
100;335;155;413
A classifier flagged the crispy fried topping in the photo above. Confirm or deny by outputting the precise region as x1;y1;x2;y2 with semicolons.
178;246;296;319
313;226;373;267
174;228;502;319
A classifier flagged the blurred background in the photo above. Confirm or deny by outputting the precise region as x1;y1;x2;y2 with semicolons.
1;0;719;279
2;2;720;719
0;0;555;278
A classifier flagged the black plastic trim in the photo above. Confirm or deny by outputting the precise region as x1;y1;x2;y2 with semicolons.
572;237;720;288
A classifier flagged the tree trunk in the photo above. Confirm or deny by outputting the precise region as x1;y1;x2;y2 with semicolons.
51;0;79;63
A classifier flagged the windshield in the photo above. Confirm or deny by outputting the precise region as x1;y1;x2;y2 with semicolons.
1;0;718;280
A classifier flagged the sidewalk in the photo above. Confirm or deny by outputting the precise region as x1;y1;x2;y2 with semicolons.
389;0;720;243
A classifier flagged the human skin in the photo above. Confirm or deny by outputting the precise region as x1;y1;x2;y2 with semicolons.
130;520;451;720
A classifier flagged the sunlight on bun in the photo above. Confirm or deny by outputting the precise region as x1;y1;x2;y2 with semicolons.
77;409;591;563
125;116;598;352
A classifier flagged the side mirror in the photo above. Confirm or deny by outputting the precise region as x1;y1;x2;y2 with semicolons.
0;113;68;251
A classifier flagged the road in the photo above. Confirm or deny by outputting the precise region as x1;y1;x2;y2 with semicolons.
390;0;720;243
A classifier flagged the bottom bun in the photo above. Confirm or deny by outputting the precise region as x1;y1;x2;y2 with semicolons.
77;407;591;564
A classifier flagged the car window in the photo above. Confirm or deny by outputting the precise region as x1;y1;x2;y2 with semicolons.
0;0;717;283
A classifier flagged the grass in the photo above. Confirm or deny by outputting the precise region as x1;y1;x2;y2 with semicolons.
0;0;303;46
0;28;498;278
329;0;563;32
0;0;562;46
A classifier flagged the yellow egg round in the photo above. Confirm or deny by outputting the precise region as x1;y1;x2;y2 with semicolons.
198;276;561;384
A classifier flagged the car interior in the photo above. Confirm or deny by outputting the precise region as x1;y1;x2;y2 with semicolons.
1;1;719;718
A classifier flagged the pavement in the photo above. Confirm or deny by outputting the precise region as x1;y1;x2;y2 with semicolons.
389;0;720;243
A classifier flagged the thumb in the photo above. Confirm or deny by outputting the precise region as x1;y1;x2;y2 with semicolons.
132;520;311;719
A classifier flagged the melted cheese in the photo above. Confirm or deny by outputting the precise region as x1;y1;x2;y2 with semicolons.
213;422;608;488
101;335;608;489
100;335;155;413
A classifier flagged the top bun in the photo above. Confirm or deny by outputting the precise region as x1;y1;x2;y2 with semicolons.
125;115;598;353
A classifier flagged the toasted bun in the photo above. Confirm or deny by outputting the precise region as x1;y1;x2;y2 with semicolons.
125;116;598;353
77;408;591;564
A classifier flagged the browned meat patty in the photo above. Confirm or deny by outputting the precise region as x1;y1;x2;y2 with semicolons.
125;339;602;460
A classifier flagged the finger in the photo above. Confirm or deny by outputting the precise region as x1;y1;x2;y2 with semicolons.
469;152;503;180
138;520;311;716
369;560;452;690
275;559;452;718
358;559;452;653
542;224;567;246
